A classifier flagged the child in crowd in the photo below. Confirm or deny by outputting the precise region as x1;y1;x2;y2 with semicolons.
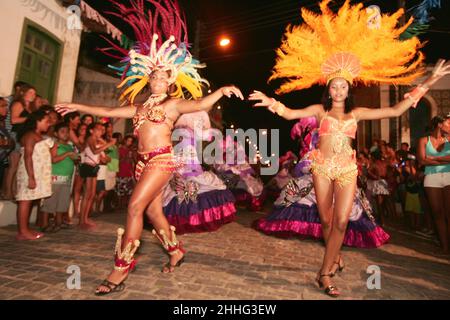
39;122;78;232
78;122;115;229
103;131;121;212
403;155;423;230
15;109;52;240
94;122;116;214
115;135;135;209
368;151;391;226
65;112;82;150
71;123;87;220
81;114;94;127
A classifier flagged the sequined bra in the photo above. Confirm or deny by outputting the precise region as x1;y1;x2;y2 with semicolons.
318;112;357;139
132;94;175;136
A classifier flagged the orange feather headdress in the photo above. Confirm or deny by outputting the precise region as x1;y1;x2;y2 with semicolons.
269;0;425;94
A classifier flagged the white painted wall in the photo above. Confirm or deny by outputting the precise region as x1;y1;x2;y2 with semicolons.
73;66;127;135
0;201;37;227
0;0;81;102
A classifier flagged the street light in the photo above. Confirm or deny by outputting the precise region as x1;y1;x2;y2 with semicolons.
219;37;231;47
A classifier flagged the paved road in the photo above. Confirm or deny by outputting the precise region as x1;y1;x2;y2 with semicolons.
0;208;449;300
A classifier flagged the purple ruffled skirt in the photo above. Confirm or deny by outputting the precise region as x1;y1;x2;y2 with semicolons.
254;203;390;248
164;189;237;234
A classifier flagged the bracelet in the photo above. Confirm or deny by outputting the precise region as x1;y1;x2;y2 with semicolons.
267;99;286;117
275;102;286;117
268;98;277;113
404;85;429;108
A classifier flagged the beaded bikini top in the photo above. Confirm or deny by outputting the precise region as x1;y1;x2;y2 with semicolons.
318;111;357;154
132;94;175;136
318;112;357;139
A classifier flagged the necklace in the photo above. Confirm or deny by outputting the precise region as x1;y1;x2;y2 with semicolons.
143;93;168;108
133;94;169;127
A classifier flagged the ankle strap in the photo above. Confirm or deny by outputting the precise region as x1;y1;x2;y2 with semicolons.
152;225;185;255
114;228;140;272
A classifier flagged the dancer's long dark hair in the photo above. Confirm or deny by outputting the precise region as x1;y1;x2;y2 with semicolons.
321;80;355;114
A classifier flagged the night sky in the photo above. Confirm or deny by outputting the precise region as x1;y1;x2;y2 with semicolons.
83;0;450;154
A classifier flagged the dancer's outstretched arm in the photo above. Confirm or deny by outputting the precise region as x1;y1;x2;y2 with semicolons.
248;90;322;120
355;59;450;121
173;86;244;114
55;103;136;119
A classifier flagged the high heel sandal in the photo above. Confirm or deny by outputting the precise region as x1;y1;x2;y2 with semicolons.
95;228;140;296
330;256;345;277
316;273;340;297
162;256;185;273
153;226;186;273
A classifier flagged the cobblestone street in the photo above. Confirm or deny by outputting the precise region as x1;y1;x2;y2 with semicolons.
0;207;449;300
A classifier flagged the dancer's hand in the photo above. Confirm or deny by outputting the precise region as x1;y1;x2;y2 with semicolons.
54;103;77;116
431;59;450;81
221;86;244;100
248;90;276;111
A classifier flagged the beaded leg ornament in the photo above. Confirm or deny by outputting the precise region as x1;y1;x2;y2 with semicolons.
152;225;186;256
114;228;140;273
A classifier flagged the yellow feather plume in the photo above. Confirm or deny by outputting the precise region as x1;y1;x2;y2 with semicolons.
118;75;149;105
269;0;425;94
172;72;205;100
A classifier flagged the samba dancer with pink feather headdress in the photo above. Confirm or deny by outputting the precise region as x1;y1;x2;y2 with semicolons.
249;0;450;297
56;0;243;296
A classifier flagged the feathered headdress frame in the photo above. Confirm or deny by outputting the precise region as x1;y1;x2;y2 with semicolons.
269;0;426;94
99;0;209;104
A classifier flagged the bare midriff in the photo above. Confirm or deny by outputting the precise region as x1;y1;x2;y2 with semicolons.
317;135;354;161
135;122;172;154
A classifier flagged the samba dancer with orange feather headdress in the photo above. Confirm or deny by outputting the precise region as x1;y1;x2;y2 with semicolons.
249;0;450;297
55;0;244;296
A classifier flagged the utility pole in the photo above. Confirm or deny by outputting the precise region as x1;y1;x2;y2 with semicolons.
193;19;201;59
390;0;407;149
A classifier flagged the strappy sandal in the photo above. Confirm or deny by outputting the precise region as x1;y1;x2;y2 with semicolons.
316;273;340;298
153;226;186;273
95;279;125;296
162;256;185;273
330;256;345;277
